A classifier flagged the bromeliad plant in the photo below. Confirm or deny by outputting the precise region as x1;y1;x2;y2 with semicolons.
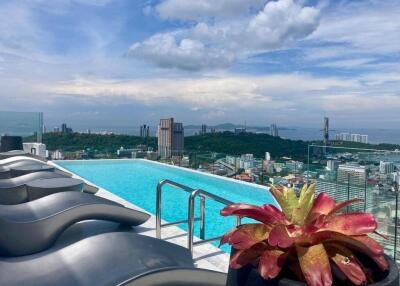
220;184;388;286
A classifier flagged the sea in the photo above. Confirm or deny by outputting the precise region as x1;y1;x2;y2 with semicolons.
72;126;400;145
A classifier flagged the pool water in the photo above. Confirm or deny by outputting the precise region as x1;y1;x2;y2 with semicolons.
56;159;277;251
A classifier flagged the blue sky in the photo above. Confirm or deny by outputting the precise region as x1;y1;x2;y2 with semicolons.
0;0;399;129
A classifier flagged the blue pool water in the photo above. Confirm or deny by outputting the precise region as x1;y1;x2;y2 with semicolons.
56;159;277;251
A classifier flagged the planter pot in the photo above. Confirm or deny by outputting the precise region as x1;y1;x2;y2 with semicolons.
226;255;399;286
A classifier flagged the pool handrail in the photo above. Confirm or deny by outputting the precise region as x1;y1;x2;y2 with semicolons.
156;179;241;253
187;189;241;252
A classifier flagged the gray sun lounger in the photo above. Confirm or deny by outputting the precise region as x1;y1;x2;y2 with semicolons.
0;171;68;204
0;231;195;286
0;191;150;256
122;267;227;286
0;150;46;161
0;160;48;179
0;150;31;159
0;158;41;167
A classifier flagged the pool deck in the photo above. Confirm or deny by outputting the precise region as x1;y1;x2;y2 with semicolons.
50;160;230;272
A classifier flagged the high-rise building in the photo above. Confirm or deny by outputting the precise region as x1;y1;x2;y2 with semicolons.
157;118;184;159
61;123;67;133
158;118;173;159
53;126;60;133
61;123;72;134
380;161;394;174
239;154;254;170
327;160;340;171
335;132;368;143
323;117;329;146
270;124;278;137
265;152;271;161
200;124;207;135
140;124;150;137
360;135;368;144
335;132;351;141
351;134;361;143
316;180;365;212
172;122;184;156
337;164;366;186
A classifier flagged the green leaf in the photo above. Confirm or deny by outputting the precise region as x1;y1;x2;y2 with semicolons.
270;186;298;221
292;184;315;225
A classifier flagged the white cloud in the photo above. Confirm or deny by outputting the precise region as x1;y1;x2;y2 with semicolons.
154;0;266;20
246;0;319;50
129;34;235;70
130;0;320;70
310;0;400;55
317;58;376;69
72;0;113;6
45;73;356;109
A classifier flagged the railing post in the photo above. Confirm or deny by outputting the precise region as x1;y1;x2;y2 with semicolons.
364;176;367;212
394;187;399;262
156;181;163;239
346;173;351;213
187;190;199;252
200;196;206;240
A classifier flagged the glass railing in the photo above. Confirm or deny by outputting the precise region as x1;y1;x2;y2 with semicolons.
307;145;400;263
0;111;43;143
42;135;400;263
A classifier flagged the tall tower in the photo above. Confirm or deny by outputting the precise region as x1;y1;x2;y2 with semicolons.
157;118;173;159
157;118;184;159
323;117;329;146
140;124;149;137
270;124;278;137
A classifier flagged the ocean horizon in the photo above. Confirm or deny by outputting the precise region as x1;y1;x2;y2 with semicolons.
69;125;400;146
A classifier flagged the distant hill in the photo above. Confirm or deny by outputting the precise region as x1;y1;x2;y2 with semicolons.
38;131;399;161
184;123;295;131
41;133;157;152
185;132;309;160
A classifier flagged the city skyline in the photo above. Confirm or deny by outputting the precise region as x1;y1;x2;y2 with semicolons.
0;0;399;128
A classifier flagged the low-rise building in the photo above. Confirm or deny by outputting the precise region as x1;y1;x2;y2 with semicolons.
23;142;47;158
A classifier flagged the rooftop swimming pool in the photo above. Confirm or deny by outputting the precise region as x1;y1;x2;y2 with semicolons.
56;159;277;251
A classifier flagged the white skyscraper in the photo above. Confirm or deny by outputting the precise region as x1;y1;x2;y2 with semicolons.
360;135;368;144
380;161;394;174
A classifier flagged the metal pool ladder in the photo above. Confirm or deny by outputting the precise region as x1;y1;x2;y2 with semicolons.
156;179;241;253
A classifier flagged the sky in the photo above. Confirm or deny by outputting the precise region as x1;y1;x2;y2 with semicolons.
0;0;399;129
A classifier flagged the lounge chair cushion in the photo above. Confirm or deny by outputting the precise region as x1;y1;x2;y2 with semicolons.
0;171;68;205
0;232;194;286
122;268;227;286
0;192;150;256
0;150;30;160
10;163;54;177
26;177;84;201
